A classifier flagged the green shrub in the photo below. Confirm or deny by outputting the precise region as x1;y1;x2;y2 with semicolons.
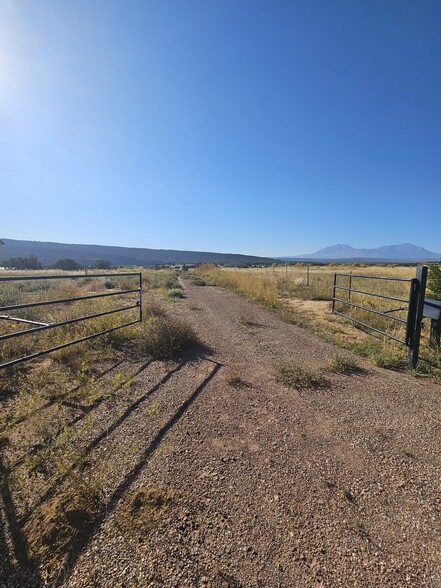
2;255;42;269
349;339;404;370
53;258;81;271
95;259;112;270
143;270;180;290
186;274;206;286
427;263;441;301
167;288;184;299
191;277;206;286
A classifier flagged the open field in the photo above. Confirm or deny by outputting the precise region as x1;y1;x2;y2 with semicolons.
0;267;440;586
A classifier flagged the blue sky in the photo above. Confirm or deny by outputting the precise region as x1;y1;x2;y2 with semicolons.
1;0;440;256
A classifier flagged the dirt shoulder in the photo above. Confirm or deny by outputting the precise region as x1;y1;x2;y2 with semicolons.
12;280;440;587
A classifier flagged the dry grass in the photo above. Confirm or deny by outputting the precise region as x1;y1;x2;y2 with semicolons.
185;273;206;286
224;369;247;388
275;359;325;390
24;484;102;580
167;287;185;299
328;353;360;374
141;315;199;360
117;487;174;538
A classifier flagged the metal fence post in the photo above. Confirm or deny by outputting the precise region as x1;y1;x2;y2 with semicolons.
407;266;428;369
332;273;336;312
139;272;143;323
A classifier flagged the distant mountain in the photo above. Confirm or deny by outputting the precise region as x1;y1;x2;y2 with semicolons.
281;243;441;262
0;238;276;267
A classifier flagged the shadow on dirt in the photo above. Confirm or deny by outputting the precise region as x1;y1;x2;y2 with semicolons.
1;341;218;586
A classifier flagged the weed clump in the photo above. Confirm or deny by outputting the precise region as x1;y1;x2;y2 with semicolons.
143;270;180;290
142;316;199;359
350;340;404;370
185;273;206;286
191;277;206;286
144;297;166;317
167;287;184;299
329;353;360;374
275;360;324;390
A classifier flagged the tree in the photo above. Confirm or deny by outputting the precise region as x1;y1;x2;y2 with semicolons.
3;256;42;270
427;262;441;301
94;259;112;269
53;258;81;271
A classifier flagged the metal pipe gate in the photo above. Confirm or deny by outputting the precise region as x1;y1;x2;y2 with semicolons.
0;272;142;369
332;266;428;368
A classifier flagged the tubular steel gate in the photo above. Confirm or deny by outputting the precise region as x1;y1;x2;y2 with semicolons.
0;272;142;369
332;266;428;368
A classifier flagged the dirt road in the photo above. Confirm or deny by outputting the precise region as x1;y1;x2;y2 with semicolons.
9;280;440;587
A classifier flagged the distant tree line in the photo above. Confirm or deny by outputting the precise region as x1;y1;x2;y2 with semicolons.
2;255;43;270
2;256;112;270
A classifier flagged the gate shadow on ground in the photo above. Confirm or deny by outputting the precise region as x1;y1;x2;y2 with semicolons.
1;343;216;585
57;354;222;585
0;357;126;431
18;357;186;529
0;357;133;588
0;451;43;587
9;358;155;472
0;346;206;585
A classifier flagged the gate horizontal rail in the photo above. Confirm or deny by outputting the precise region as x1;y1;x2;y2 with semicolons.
0;272;143;369
332;273;412;282
333;286;410;304
0;288;140;313
0;271;138;282
332;297;408;324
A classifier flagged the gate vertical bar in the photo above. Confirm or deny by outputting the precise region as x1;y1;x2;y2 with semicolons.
332;273;337;312
348;272;352;303
407;266;428;369
138;272;143;323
